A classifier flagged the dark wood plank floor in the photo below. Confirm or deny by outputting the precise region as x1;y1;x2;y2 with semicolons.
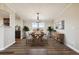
0;38;79;55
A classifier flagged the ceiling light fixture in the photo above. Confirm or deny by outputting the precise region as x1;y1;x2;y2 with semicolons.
36;12;40;23
36;12;40;29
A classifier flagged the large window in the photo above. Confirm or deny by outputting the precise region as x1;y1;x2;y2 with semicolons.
32;22;45;29
32;22;38;29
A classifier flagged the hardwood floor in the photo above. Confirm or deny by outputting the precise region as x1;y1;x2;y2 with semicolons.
0;38;79;55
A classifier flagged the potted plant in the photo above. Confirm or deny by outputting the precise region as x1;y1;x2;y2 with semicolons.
47;26;56;38
23;26;29;32
23;26;29;38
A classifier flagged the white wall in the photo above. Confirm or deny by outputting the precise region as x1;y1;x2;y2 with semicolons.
0;16;4;50
0;17;3;26
0;4;15;50
4;11;16;48
54;4;79;53
0;27;4;50
4;27;15;47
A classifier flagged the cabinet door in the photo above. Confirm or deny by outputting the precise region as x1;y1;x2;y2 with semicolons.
15;31;21;38
59;34;64;43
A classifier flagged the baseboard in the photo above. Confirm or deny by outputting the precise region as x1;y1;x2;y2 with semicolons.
65;43;79;53
0;41;16;51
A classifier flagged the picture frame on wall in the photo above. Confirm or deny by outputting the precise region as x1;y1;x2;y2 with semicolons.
61;20;64;29
3;18;10;26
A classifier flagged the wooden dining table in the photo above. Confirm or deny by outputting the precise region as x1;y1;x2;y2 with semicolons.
31;31;44;46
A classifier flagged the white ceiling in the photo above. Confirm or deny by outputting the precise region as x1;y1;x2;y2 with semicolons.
0;9;9;18
6;3;69;21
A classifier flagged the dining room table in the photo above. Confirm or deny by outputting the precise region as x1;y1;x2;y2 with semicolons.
31;30;45;46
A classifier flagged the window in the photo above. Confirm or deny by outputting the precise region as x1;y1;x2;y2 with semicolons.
39;23;45;28
32;22;38;29
32;22;45;29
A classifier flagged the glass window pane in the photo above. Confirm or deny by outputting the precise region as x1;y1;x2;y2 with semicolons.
32;22;45;29
32;22;38;29
39;23;45;28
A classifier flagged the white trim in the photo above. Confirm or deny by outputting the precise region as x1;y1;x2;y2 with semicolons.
65;43;79;53
0;41;16;51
